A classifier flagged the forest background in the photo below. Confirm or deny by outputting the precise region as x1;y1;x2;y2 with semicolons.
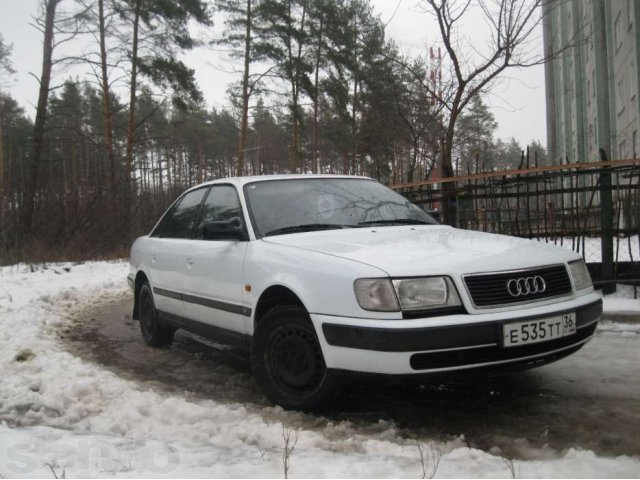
0;0;549;263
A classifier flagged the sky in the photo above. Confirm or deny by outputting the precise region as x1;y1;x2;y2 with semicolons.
0;0;548;147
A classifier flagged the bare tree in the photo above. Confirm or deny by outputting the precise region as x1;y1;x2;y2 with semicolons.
119;0;211;238
416;442;442;479
21;0;90;234
97;0;118;216
22;0;60;234
123;0;141;231
281;424;299;479
236;0;253;176
257;0;312;173
406;0;549;225
504;457;519;478
0;34;16;208
44;460;66;479
217;0;279;176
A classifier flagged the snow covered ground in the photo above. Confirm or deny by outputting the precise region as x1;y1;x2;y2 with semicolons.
0;261;639;478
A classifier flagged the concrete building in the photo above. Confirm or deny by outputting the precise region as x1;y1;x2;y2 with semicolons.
543;0;640;163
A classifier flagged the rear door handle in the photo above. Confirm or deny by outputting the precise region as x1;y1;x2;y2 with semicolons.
186;257;194;267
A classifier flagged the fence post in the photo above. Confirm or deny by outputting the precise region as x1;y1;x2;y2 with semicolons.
599;148;615;294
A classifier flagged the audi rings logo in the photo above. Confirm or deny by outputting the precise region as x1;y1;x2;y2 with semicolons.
506;276;546;297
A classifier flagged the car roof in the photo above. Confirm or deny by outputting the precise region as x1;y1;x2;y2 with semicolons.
186;174;374;191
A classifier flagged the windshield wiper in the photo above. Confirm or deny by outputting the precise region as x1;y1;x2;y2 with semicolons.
264;223;354;237
357;219;435;226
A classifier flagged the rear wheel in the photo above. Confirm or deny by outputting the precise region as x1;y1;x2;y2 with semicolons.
138;282;174;347
251;305;338;411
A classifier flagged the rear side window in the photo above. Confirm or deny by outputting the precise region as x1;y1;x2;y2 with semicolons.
152;187;208;238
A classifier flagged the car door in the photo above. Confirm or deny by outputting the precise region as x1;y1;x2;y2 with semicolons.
182;184;250;334
147;187;209;317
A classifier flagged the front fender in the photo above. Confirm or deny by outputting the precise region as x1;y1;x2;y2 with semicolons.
244;241;400;321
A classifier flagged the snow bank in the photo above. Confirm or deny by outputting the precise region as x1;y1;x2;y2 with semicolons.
0;261;639;477
602;297;640;317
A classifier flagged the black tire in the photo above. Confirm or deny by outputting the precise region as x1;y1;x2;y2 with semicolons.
251;305;339;411
138;283;175;347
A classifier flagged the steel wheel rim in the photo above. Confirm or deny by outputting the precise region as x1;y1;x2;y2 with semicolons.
268;325;326;395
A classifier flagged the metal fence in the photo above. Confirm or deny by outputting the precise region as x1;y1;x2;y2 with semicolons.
392;156;640;296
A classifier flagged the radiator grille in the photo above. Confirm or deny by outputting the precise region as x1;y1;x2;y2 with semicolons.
463;265;572;308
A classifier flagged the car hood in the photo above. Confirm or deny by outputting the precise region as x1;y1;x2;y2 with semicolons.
262;225;576;277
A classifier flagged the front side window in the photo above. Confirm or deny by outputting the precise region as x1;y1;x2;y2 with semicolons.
195;185;244;239
152;187;208;238
244;178;437;238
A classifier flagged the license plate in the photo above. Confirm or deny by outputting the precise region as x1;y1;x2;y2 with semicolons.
503;313;576;347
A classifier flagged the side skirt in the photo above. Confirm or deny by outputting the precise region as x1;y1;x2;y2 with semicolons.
158;310;252;351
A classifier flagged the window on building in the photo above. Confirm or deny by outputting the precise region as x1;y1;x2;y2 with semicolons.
592;70;596;98
633;131;638;158
628;0;634;30
619;139;627;159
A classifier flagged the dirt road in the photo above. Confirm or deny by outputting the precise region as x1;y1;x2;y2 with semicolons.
59;294;640;460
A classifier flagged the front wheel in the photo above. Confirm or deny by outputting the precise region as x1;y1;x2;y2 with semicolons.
138;282;175;347
251;306;339;411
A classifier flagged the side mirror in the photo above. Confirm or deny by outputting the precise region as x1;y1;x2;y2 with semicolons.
201;217;248;241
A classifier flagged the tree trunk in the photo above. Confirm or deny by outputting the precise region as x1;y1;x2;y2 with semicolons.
351;78;358;174
0;91;4;207
165;146;172;194
290;86;299;172
312;12;324;174
236;0;252;177
289;0;306;173
157;147;163;196
408;136;419;184
98;0;118;222
124;0;141;239
350;11;359;175
197;140;204;183
440;131;457;227
22;0;59;234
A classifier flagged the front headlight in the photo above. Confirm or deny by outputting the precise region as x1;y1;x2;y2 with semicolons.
353;278;400;311
568;259;593;291
354;276;462;312
392;277;462;311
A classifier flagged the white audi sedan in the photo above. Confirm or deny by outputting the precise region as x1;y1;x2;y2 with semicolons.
128;175;601;410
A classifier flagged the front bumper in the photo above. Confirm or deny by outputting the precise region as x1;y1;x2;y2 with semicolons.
311;293;602;375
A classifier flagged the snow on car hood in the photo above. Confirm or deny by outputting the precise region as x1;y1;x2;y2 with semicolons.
262;225;576;277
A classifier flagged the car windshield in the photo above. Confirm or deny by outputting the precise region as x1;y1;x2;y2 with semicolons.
244;177;437;237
